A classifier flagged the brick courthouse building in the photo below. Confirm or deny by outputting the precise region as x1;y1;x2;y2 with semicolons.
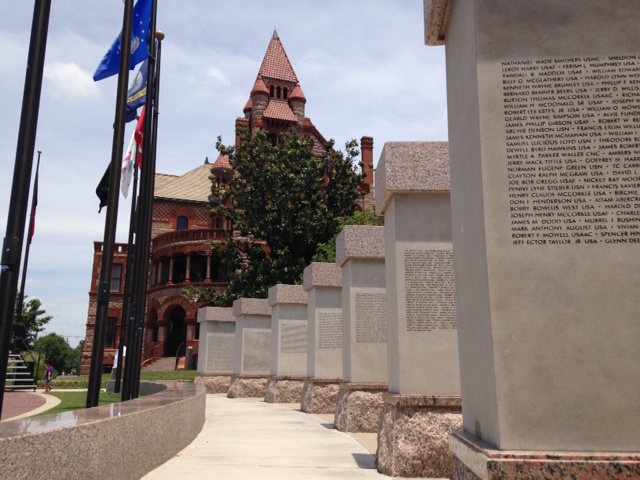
80;32;373;374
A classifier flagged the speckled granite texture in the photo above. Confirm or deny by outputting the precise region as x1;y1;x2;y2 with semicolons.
264;376;305;403
0;382;205;480
336;226;385;267
232;297;271;316
195;374;232;394
300;378;341;414
226;375;268;398
268;284;308;306
197;306;235;323
450;430;640;480
334;382;388;433
377;394;462;478
303;262;342;290
375;141;450;216
424;0;451;45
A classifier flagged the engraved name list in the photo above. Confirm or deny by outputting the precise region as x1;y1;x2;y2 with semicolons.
502;55;640;246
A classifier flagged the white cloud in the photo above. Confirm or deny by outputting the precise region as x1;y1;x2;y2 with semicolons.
44;62;99;100
207;66;230;85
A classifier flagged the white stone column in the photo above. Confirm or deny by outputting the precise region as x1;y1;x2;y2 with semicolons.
300;262;343;414
334;225;387;433
426;1;640;477
195;307;235;393
227;298;272;399
265;284;308;404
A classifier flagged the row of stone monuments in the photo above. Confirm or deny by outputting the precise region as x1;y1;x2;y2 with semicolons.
196;141;461;478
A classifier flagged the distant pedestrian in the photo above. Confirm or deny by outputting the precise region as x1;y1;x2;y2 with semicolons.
44;362;53;392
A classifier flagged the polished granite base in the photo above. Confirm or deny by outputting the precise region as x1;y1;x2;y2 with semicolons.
0;382;206;480
450;430;640;480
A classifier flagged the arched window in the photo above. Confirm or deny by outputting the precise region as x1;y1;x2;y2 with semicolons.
269;85;274;97
177;216;189;230
283;87;288;100
277;86;282;98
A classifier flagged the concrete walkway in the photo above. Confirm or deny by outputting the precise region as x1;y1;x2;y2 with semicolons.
143;394;432;480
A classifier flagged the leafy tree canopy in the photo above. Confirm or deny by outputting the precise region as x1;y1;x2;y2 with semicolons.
12;295;52;351
199;128;364;305
38;333;75;375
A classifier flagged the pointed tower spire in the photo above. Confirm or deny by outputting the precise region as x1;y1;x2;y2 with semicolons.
258;31;298;83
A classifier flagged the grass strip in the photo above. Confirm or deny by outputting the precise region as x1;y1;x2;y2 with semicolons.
36;391;122;416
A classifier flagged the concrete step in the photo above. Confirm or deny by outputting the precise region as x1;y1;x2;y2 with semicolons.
141;357;177;372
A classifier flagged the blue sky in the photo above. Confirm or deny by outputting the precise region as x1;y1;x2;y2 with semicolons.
0;1;447;348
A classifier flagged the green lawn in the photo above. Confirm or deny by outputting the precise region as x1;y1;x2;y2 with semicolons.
36;370;197;416
47;370;197;390
36;391;122;416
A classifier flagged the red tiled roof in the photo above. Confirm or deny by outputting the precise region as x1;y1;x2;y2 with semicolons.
212;154;232;170
258;31;298;83
263;100;298;123
244;98;253;113
289;83;306;103
251;76;269;96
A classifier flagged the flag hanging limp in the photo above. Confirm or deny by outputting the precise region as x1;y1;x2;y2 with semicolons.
120;111;145;198
125;59;148;122
27;155;40;245
93;0;154;82
96;164;111;213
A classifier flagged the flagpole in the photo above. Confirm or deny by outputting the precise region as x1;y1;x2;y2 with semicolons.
86;0;135;409
114;163;139;394
122;24;161;401
15;150;42;349
0;1;50;420
132;30;163;399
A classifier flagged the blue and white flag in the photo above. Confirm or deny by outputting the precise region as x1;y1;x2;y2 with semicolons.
125;59;148;122
93;0;154;82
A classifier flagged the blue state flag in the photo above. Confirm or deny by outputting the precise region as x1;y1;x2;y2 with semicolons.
93;0;154;82
125;59;148;122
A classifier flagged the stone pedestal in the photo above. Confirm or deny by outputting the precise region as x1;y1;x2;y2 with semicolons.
194;375;232;394
334;382;388;433
195;306;236;394
301;262;344;413
300;378;341;414
227;375;268;398
264;375;306;403
426;0;640;477
377;394;462;478
227;298;272;399
334;226;388;432
375;141;462;478
265;284;308;403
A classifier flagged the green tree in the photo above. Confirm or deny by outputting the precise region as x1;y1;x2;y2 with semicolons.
12;295;52;351
312;209;382;264
203;128;364;305
37;333;73;375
